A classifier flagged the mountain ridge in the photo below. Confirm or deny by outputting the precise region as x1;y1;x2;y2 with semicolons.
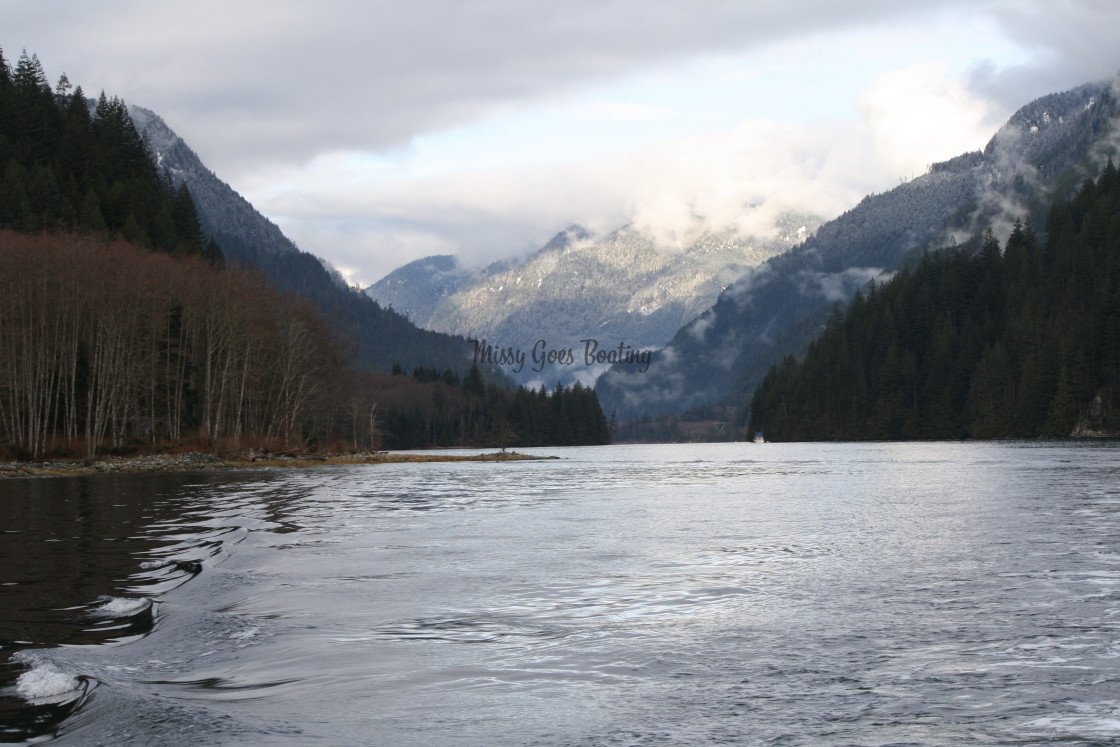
130;106;503;380
129;106;305;259
595;78;1120;421
368;216;820;387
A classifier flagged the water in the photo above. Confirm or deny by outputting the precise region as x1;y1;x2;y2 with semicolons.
2;441;1119;746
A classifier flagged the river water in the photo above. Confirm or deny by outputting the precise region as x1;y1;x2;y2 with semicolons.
2;441;1119;746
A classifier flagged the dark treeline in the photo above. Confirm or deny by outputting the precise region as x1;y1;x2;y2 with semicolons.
0;230;611;458
747;162;1120;441
0;48;222;264
0;48;612;458
369;366;612;450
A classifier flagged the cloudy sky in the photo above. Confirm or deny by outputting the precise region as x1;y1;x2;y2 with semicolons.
5;0;1120;284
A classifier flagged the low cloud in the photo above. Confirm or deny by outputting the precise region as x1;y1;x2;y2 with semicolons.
686;311;717;344
258;64;1001;284
858;63;1000;178
621;119;873;251
805;267;889;303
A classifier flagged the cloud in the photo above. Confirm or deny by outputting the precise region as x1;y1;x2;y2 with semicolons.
253;63;998;284
858;64;1000;177
7;0;975;175
620;118;877;249
804;267;889;303
6;0;1119;285
965;0;1120;108
255;118;876;283
687;310;717;344
572;102;681;122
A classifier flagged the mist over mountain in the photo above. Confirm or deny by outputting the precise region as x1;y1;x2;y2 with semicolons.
596;78;1120;421
367;217;820;388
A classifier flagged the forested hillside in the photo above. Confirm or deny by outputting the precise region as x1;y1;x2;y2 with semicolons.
0;47;610;458
128;105;503;378
0;50;221;263
748;162;1120;440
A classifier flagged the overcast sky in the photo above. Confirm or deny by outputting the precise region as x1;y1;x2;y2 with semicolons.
5;0;1120;284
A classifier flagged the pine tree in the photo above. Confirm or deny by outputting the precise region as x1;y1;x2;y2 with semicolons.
747;162;1120;440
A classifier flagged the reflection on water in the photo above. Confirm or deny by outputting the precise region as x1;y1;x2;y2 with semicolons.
0;472;243;740
2;442;1120;745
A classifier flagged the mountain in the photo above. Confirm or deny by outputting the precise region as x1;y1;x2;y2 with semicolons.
368;217;820;387
130;106;499;379
1;45;606;458
366;254;493;325
748;163;1120;440
129;107;302;259
596;79;1120;421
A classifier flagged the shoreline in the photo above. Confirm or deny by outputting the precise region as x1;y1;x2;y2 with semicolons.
0;450;557;478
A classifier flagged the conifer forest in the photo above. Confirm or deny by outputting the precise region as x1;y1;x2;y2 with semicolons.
747;163;1120;440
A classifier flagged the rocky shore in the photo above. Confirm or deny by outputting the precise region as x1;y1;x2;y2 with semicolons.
0;450;554;478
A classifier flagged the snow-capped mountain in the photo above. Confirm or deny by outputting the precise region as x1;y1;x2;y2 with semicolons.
596;79;1120;420
366;254;495;326
368;217;820;387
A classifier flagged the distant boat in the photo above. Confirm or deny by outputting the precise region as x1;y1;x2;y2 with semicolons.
753;432;765;444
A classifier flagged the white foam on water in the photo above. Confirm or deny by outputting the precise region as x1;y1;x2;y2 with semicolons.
230;626;260;642
90;596;152;617
16;665;82;704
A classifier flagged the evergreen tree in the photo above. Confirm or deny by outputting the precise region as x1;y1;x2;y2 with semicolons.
462;364;485;396
0;53;218;260
747;162;1120;440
